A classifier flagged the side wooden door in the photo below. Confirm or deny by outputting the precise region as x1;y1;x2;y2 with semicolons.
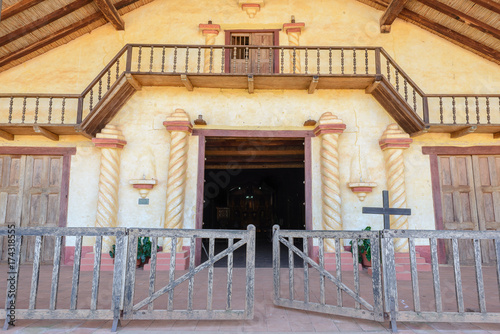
0;155;64;263
472;155;500;263
438;156;479;264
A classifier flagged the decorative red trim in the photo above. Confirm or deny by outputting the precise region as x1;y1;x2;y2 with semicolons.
242;3;260;8
351;187;374;192
422;146;500;155
192;129;314;137
92;138;127;149
285;27;302;34
163;121;193;133
202;30;220;36
379;138;413;150
133;184;154;189
199;24;221;31
283;22;306;33
313;124;346;136
0;147;76;155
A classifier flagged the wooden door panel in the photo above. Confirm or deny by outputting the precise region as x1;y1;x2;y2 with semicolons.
473;155;500;263
230;32;275;74
439;156;478;264
20;155;63;263
0;155;25;261
250;33;273;74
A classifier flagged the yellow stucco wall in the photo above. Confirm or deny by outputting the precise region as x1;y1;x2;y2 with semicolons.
1;0;499;246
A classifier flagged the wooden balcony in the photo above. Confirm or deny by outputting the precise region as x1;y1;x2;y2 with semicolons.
0;44;499;140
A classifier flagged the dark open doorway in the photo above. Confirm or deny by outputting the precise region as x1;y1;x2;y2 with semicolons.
200;136;306;267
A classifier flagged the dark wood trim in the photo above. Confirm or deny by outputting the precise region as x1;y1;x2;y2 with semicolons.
429;154;446;263
195;134;206;266
0;147;76;155
192;129;314;138
94;0;124;30
0;0;94;47
59;154;72;227
418;0;500;40
470;0;500;15
224;29;281;73
380;0;411;33
305;136;312;231
422;146;500;155
0;0;45;20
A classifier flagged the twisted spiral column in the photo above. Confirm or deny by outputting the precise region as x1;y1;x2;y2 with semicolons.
283;22;305;74
163;109;193;252
199;23;220;73
379;124;413;252
92;125;126;253
315;112;346;252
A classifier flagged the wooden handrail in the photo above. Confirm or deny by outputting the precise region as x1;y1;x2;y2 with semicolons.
379;48;425;97
0;94;80;98
81;45;128;96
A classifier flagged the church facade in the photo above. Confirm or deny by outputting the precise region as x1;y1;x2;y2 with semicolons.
0;0;499;266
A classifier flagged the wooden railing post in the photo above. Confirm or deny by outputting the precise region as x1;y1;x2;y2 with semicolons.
126;45;133;72
423;96;430;124
375;48;381;76
76;97;83;124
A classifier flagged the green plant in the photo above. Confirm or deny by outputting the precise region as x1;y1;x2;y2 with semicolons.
109;237;159;265
349;226;371;264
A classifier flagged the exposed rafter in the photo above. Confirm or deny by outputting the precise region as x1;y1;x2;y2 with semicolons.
94;0;125;30
0;0;45;20
471;0;500;15
0;15;102;68
0;0;93;47
0;0;142;70
380;0;411;33
398;7;500;62
418;0;500;40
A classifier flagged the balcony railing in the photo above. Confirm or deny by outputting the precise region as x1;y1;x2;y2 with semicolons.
1;44;499;138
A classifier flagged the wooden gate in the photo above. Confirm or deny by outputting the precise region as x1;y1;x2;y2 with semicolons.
122;226;256;320
272;226;384;322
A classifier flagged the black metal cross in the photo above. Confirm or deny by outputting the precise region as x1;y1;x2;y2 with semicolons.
362;190;411;229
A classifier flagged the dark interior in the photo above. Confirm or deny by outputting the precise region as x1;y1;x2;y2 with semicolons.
202;168;305;267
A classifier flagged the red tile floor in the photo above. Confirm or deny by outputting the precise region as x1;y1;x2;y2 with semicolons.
1;265;499;333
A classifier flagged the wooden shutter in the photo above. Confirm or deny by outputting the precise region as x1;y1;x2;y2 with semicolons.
229;32;275;74
250;33;274;74
438;156;479;264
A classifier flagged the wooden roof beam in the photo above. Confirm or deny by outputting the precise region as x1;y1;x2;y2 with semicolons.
1;0;45;21
470;0;500;15
380;0;411;33
0;0;93;47
418;0;500;40
450;126;477;139
0;0;138;68
399;7;500;62
94;0;125;30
